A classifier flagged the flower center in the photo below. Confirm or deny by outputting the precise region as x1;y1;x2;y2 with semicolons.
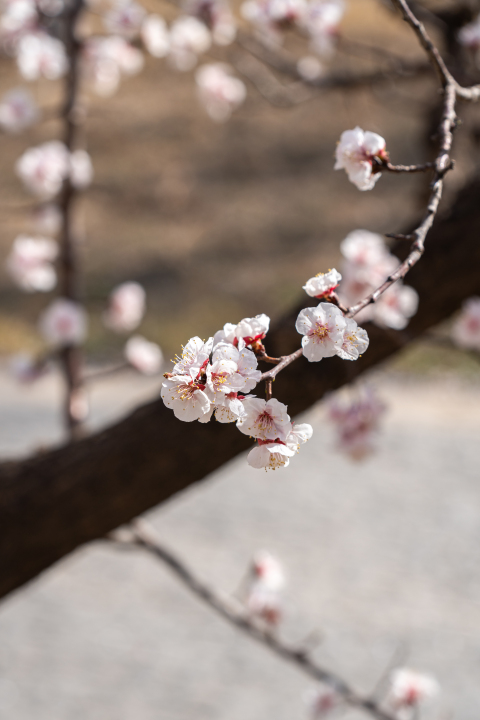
309;322;329;343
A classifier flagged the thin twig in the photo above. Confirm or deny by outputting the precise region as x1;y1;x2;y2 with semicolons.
109;519;397;720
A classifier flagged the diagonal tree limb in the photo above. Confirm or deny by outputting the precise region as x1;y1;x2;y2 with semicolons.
1;177;480;602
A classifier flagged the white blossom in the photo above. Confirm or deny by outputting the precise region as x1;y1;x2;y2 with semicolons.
451;296;480;351
295;303;346;361
0;0;37;47
458;16;480;56
285;421;313;452
141;14;169;57
213;313;270;349
39;298;88;346
328;387;385;461
172;335;213;377
340;229;387;273
195;63;246;122
70;149;94;189
125;335;163;374
297;55;323;81
16;141;92;198
184;0;236;45
334;127;386;191
387;668;439;709
82;36;144;96
0;87;38;133
302;0;345;57
16;31;68;80
245;582;283;622
336;317;369;360
161;374;211;421
303;268;341;298
168;16;211;71
199;392;249;423
367;283;418;331
237;397;291;442
6;234;58;292
103;281;146;333
251;550;285;590
241;0;306;43
213;343;261;392
16;140;69;198
205;356;245;404
103;0;146;39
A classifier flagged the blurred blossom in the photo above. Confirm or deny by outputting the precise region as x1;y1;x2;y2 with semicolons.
31;203;62;235
16;141;93;198
195;63;246;122
302;0;345;57
37;0;65;16
245;550;285;624
141;14;169;57
451;296;480;351
10;352;50;383
297;54;323;80
16;140;69;198
103;0;146;39
82;35;144;95
241;0;307;44
124;335;163;374
338;230;419;330
303;687;339;717
458;15;480;60
328;387;386;460
0;0;37;48
334;127;386;191
70;149;94;189
168;16;211;71
184;0;236;45
39;298;88;346
103;281;146;333
0;87;38;133
387;668;439;710
6;234;58;292
16;31;68;80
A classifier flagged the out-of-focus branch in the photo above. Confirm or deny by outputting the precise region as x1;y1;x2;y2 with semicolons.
58;0;87;439
111;519;397;720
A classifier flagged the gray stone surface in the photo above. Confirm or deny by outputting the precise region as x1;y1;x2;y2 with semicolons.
0;370;480;720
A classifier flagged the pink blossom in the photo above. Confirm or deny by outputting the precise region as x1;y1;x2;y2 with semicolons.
6;234;58;292
103;0;146;39
458;16;480;55
0;0;37;47
195;63;246;122
82;36;144;96
295;303;346;361
328;387;386;461
0;87;38;133
70;149;94;189
10;352;51;383
303;268;341;299
451;296;480;351
245;583;283;623
302;0;345;58
251;550;285;590
237;397;291;442
16;31;68;80
103;281;146;333
125;335;163;374
387;668;439;709
245;551;285;621
141;14;169;57
168;16;211;71
334;127;387;191
184;0;236;45
39;298;88;346
241;0;307;43
368;282;418;331
16;140;69;198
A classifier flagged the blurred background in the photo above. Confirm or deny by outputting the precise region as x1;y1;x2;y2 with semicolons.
1;0;480;717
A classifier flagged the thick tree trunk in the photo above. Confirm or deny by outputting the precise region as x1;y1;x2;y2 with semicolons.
1;177;480;601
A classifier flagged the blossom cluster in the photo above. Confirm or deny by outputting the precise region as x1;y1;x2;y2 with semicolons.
335;126;387;191
336;229;419;330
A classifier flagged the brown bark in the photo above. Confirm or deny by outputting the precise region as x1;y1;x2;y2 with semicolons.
1;177;480;601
